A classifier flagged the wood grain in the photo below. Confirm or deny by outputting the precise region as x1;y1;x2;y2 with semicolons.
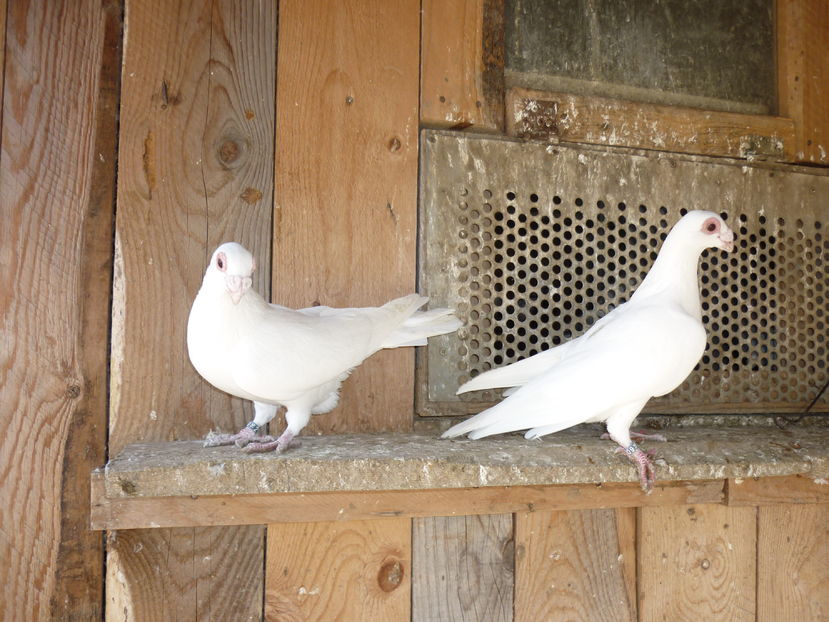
514;509;636;622
778;0;829;164
757;504;829;621
412;514;514;621
108;0;275;619
420;0;504;131
638;505;756;622
266;519;411;622
726;474;829;506
273;0;420;436
507;87;796;161
91;475;725;530
0;1;111;620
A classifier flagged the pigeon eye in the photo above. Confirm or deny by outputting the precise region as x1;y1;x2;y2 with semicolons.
216;253;227;271
703;219;719;234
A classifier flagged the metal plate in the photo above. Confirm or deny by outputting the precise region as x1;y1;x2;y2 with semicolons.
417;130;828;416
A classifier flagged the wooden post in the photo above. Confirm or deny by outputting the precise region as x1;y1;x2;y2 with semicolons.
273;0;420;435
421;0;505;131
778;0;829;164
0;1;116;619
108;0;275;619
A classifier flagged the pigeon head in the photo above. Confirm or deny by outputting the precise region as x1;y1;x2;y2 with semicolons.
207;242;256;304
672;210;735;253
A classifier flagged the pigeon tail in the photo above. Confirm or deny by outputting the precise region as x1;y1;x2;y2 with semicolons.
381;299;462;348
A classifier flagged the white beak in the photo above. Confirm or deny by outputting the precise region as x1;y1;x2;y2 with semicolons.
718;226;736;253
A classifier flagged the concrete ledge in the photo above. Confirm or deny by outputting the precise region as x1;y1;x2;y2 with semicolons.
99;424;829;499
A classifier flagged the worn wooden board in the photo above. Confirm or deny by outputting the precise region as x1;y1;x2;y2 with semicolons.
91;471;724;531
412;514;514;621
638;504;756;621
108;0;275;620
266;519;411;621
420;0;504;131
514;509;636;622
778;0;829;164
0;1;113;620
506;88;795;160
757;504;829;621
726;474;829;506
273;0;420;436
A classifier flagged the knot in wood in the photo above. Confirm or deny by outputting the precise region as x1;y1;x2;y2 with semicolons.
388;137;402;152
219;140;241;164
377;560;403;592
66;384;82;399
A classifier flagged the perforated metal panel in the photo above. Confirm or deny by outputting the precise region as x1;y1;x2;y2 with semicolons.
417;130;829;416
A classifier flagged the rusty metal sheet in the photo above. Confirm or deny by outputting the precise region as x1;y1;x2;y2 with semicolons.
417;129;828;416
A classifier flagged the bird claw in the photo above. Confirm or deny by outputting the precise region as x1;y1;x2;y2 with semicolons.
612;446;657;493
203;427;273;448
243;437;302;454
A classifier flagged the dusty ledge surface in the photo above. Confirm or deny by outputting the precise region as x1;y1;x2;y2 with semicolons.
100;423;829;499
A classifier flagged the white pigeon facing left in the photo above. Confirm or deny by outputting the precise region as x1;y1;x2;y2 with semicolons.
188;242;462;452
442;210;735;491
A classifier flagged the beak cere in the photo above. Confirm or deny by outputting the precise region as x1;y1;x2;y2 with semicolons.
719;227;736;253
226;275;252;304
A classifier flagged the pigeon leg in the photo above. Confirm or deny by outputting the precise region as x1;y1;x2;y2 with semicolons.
203;402;280;448
244;407;310;454
620;442;656;492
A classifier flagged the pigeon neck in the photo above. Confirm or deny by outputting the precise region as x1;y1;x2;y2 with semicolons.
632;236;704;319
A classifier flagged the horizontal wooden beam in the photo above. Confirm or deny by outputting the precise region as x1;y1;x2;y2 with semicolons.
507;87;797;161
91;473;724;530
726;474;829;506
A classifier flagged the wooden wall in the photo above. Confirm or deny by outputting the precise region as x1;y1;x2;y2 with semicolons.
0;0;828;620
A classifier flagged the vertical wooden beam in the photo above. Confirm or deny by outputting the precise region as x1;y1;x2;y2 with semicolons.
777;0;829;164
266;519;411;621
757;504;829;621
421;0;505;131
0;1;114;619
412;514;514;621
638;505;756;621
274;0;420;435
514;509;636;622
109;0;275;619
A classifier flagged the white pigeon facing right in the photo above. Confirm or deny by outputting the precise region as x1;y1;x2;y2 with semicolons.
442;210;735;492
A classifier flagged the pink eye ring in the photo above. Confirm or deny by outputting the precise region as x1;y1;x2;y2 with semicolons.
216;252;227;271
702;218;719;234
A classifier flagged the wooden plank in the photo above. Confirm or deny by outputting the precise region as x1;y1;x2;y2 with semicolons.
0;1;113;620
506;87;796;160
420;0;504;131
638;505;756;621
778;0;829;164
0;0;6;126
514;509;636;622
726;474;829;506
91;475;725;530
412;514;513;621
108;0;275;620
757;504;829;621
266;519;411;621
273;0;420;436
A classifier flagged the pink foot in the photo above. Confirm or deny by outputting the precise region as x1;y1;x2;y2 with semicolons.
621;443;656;493
244;431;302;454
203;425;274;448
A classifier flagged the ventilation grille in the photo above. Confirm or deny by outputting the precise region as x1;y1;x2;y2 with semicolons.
418;130;829;415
